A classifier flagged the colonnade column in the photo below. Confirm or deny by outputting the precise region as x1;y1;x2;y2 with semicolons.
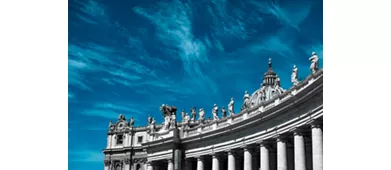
196;156;204;170
147;162;154;170
168;158;174;170
259;141;270;170
212;153;220;170
311;120;323;170
243;146;252;170
227;150;236;170
293;128;306;170
276;136;288;170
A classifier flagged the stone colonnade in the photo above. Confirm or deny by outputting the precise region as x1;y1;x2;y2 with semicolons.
147;120;322;170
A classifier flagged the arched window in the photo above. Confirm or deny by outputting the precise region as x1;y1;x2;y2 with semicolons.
136;164;141;170
115;164;121;170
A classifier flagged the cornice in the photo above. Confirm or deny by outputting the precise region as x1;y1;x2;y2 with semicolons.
182;76;322;144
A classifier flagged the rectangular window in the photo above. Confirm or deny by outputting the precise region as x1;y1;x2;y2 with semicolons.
116;135;123;145
137;136;143;143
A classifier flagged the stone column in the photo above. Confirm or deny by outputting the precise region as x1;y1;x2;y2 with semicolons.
227;150;236;170
293;128;306;170
277;136;288;170
243;146;252;170
212;153;220;170
124;159;130;170
168;159;174;170
196;156;204;170
311;120;323;170
147;162;154;170
259;141;270;170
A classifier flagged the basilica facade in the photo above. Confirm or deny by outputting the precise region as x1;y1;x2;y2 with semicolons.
102;54;323;170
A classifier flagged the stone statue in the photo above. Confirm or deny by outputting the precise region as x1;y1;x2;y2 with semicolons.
291;65;299;85
147;115;152;125
109;120;115;132
191;107;197;121
309;52;319;74
212;104;219;120
160;104;177;117
198;108;205;123
163;115;171;130
149;118;156;133
228;97;235;116
170;113;177;129
181;110;186;120
221;107;227;118
241;91;250;110
129;117;134;126
183;113;190;130
118;114;126;121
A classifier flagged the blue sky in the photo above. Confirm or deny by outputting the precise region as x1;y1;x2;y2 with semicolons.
68;0;323;169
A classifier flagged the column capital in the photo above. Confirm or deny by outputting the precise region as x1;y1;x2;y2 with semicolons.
210;152;223;158
146;160;155;165
309;119;322;129
290;127;305;136
256;140;271;147
167;158;173;162
225;148;235;154
195;155;204;161
273;134;288;142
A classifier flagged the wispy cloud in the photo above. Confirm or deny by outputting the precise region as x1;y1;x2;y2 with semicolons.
80;102;147;120
69;150;103;163
133;0;220;94
249;0;312;31
73;0;110;26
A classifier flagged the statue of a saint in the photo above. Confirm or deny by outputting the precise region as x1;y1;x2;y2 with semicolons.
241;91;250;110
183;113;190;130
147;115;152;125
309;52;319;74
181;110;186;120
150;118;156;133
198;108;205;124
163;115;171;130
221;107;227;118
228;98;235;116
129;117;134;126
191;107;197;121
291;65;299;85
118;114;126;121
170;113;177;129
109;120;114;132
212;104;219;120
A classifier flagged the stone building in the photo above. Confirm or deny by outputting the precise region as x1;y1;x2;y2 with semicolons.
102;57;323;170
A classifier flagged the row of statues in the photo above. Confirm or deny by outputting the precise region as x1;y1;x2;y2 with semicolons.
111;52;320;133
291;51;319;86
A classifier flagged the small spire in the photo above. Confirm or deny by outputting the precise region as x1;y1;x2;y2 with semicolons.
268;58;272;69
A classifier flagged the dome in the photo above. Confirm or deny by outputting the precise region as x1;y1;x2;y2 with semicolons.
245;58;286;108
